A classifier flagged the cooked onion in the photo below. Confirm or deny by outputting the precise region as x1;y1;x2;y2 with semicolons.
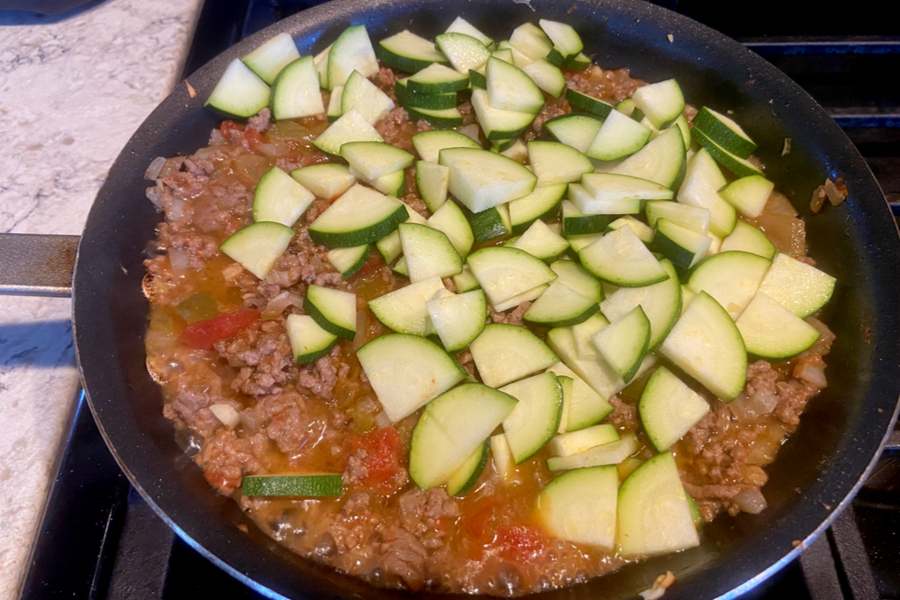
458;124;480;143
824;178;848;206
765;192;798;217
795;363;827;388
159;156;185;179
222;263;244;280
733;488;768;514
209;403;240;429
730;386;779;421
145;185;163;208
374;410;391;428
639;572;676;600
167;197;184;221
145;156;167;180
193;146;219;160
169;247;190;275
262;291;303;320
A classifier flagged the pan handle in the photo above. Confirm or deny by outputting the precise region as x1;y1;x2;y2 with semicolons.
0;233;79;298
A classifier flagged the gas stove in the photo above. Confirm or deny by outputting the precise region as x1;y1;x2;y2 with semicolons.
19;1;900;598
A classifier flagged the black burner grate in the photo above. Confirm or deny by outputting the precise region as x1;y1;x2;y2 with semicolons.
20;1;900;598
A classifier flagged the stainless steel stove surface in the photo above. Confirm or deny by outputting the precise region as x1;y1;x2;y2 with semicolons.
20;1;900;598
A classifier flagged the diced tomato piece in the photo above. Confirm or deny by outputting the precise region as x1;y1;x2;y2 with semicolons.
350;427;402;492
179;309;259;350
495;525;548;563
219;120;245;144
243;128;263;153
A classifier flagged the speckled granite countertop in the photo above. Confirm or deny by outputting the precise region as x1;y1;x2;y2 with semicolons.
0;1;202;596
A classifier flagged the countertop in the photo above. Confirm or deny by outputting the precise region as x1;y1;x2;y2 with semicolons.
0;1;203;597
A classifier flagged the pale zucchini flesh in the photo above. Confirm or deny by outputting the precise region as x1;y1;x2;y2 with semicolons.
524;281;599;328
409;383;517;489
548;423;619;457
220;221;294;279
291;164;356;201
469;323;558;388
357;333;467;422
547;434;639;471
687;250;772;320
427;289;488;352
590;305;651;383
757;253;836;318
639;366;711;451
368;276;446;336
242;32;301;84
577;227;670;288
308;184;407;248
616;452;700;556
736;292;821;360
660;290;747;400
285;314;338;365
600;258;682;350
252;166;315;227
304;285;357;340
270;56;325;120
466;246;558;306
500;372;563;463
538;466;618;548
440;146;538;213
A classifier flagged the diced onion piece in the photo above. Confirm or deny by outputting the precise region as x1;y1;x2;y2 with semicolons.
209;403;240;429
733;488;768;514
261;291;303;320
795;362;827;388
145;156;167;180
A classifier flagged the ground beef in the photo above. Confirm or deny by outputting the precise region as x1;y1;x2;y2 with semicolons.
773;379;819;426
157;223;220;269
256;392;310;454
377;66;397;88
456;101;475;128
183;157;215;177
244;227;342;302
456;350;475;377
376;106;418;152
298;345;350;400
327;493;380;559
679;394;779;519
216;320;292;397
153;165;252;237
401;193;430;218
565;66;644;103
162;389;233;438
607;396;638;430
379;527;429;590
198;429;264;494
398;487;459;549
531;102;566;136
248;107;272;132
489;301;531;326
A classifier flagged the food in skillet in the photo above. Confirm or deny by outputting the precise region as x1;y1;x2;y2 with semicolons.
143;18;837;595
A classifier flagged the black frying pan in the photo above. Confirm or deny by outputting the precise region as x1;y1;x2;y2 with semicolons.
33;0;900;597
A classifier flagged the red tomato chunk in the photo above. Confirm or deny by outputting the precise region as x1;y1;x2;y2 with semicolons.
495;525;548;563
351;427;402;492
179;309;260;350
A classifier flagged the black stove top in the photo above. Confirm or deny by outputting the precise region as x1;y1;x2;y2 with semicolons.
19;1;900;598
